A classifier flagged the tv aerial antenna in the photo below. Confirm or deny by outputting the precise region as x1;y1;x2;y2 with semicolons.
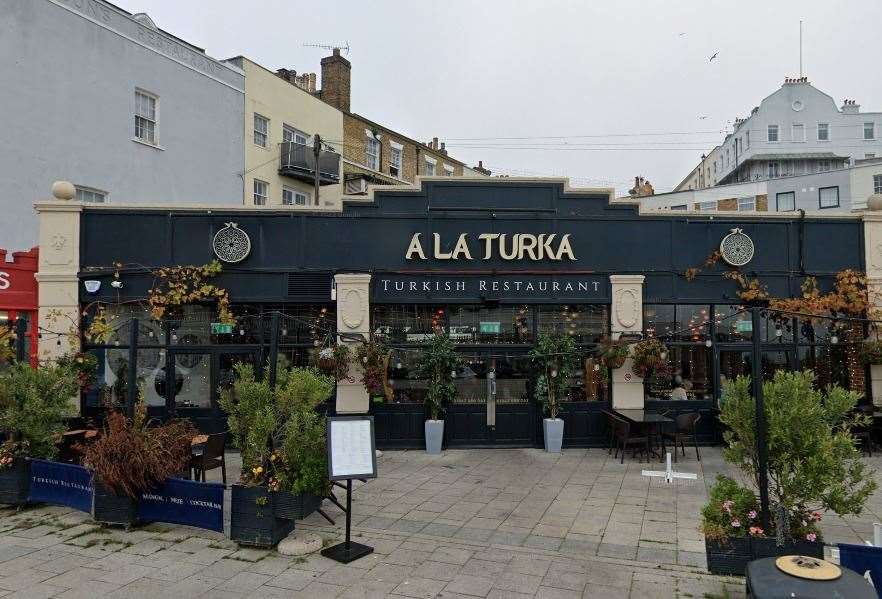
303;41;350;55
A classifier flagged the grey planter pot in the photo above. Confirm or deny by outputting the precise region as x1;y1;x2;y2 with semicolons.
425;420;444;455
543;418;564;453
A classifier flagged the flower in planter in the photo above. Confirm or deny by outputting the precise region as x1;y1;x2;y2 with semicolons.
806;533;817;542
731;519;741;528
722;500;734;514
748;510;757;520
749;526;764;536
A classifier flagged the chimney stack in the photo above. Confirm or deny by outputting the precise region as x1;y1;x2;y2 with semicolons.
432;137;439;150
320;48;351;112
440;142;446;155
308;72;316;93
472;160;492;176
841;98;860;114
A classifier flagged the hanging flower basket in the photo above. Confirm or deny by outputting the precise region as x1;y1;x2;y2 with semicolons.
631;339;667;378
860;340;882;366
598;337;629;370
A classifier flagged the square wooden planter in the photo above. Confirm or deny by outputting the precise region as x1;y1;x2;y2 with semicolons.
705;536;825;576
92;481;138;527
273;490;322;521
230;485;295;548
0;458;30;506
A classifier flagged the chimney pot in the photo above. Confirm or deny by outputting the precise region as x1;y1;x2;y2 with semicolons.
308;72;316;92
320;50;351;112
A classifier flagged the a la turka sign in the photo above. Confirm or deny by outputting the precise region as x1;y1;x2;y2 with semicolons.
405;233;576;261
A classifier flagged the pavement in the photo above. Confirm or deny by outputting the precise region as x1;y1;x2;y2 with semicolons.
0;446;877;598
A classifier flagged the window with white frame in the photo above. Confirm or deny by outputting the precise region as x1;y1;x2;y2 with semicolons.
670;204;687;210
865;122;875;140
817;123;829;141
819;186;839;209
365;136;380;170
283;125;308;145
818;160;831;172
443;164;454;176
389;144;402;177
866;154;876;159
873;174;882;194
776;191;795;212
253;114;269;147
253;180;268;205
75;186;107;203
767;124;778;142
737;197;755;211
792;124;805;142
425;158;436;176
698;201;716;211
768;161;780;178
282;187;309;206
745;131;750;148
134;90;157;145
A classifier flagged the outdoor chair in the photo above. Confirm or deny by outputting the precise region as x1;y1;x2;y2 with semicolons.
661;412;701;462
191;432;227;484
602;410;617;455
612;417;649;464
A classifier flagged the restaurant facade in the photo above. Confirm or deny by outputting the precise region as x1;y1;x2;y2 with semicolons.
33;178;881;447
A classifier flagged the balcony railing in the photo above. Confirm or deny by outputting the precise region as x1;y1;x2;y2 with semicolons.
278;142;340;185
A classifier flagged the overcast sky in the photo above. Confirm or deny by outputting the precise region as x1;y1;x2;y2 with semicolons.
116;0;881;195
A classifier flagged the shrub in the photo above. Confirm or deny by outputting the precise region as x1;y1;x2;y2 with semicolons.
218;362;277;475
83;404;196;498
275;367;334;420
416;333;459;421
717;371;876;540
701;476;765;541
0;361;79;461
530;333;577;419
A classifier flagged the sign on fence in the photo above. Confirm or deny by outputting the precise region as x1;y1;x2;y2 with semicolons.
28;460;93;513
137;478;224;533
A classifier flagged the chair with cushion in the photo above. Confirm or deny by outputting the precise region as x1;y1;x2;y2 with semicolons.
191;432;227;484
661;412;701;462
612;417;649;464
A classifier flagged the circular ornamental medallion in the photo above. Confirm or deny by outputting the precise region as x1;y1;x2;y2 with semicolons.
720;228;755;267
213;222;251;263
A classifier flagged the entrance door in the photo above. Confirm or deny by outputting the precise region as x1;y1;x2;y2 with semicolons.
446;353;537;447
168;349;257;433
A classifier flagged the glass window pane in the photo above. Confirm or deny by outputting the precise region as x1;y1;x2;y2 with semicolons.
387;350;426;404
644;305;675;340
646;345;712;400
676;305;710;342
760;350;790;380
372;305;446;344
173;352;211;409
447;305;532;344
715;305;753;342
88;347;165;408
536;305;608;344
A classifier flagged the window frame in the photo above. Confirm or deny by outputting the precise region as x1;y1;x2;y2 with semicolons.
424;157;436;176
134;89;159;146
670;204;687;211
282;124;308;146
776;191;796;212
253;113;269;148
767;124;779;142
737;197;756;212
792;123;805;142
698;201;717;211
75;186;108;203
818;185;840;209
864;122;876;140
282;186;309;206
817;122;829;141
874;174;882;195
389;144;403;178
443;164;455;177
365;136;380;171
253;179;268;206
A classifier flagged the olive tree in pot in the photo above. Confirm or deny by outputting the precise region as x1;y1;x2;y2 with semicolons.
416;333;458;455
701;371;877;575
0;361;79;505
82;403;196;527
531;333;576;453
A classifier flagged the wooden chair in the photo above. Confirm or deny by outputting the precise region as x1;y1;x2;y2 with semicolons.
661;413;701;462
612;417;649;464
191;432;227;484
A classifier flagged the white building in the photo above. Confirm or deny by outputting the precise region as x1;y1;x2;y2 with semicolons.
676;77;882;192
0;0;245;251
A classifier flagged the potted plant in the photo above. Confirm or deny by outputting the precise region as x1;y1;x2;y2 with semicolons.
271;367;334;520
630;339;666;378
701;371;877;575
219;363;295;547
531;333;577;453
597;337;629;370
309;344;351;382
859;339;882;366
82;403;195;527
56;351;99;391
356;341;389;403
415;333;458;455
0;361;79;505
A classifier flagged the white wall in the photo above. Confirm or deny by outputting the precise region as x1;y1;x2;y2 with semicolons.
0;0;245;251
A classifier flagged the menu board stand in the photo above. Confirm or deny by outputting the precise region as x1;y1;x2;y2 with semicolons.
321;416;377;564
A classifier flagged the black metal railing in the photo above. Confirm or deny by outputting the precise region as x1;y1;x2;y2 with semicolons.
278;142;340;185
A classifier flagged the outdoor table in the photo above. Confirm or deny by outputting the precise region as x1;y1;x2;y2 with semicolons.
745;557;876;598
612;409;674;461
191;434;209;446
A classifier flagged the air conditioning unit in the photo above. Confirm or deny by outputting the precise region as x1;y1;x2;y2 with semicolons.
345;177;369;195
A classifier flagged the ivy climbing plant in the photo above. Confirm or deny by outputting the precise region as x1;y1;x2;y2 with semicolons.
147;260;233;323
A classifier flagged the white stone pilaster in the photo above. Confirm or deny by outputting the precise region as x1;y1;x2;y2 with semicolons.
609;275;645;409
35;199;83;362
335;273;372;414
864;213;882;406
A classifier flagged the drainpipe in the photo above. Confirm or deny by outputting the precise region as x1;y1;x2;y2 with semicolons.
797;209;806;275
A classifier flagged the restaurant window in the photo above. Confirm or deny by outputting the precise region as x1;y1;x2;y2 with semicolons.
536;305;608;345
776;191;795;212
446;305;532;345
372;305;447;344
714;304;753;342
643;304;712;401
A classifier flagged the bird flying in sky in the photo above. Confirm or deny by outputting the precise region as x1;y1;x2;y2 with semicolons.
709;52;719;62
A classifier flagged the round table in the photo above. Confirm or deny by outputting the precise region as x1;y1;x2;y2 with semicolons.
745;557;876;599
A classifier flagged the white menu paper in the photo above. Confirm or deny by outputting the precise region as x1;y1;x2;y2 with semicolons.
329;418;375;479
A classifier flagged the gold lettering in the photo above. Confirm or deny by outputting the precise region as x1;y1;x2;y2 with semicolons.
541;234;557;260
478;233;499;259
433;233;453;260
519;234;538;260
451;234;473;260
556;234;576;261
499;234;518;260
405;233;426;260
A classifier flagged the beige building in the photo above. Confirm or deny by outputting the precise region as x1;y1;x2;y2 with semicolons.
226;57;344;208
